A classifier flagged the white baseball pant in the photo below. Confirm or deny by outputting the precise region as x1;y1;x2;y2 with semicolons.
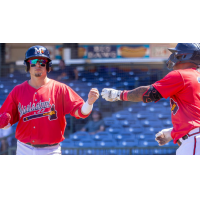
16;140;61;155
176;128;200;155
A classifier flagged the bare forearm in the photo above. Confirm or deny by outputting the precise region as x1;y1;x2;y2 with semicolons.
127;86;150;102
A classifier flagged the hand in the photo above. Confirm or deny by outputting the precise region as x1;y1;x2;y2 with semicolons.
155;128;173;146
87;88;99;105
101;88;122;102
0;113;11;129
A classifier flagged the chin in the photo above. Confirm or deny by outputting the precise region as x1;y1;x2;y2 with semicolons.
35;73;42;77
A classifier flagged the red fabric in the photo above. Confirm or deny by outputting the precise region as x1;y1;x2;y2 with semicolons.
120;91;128;101
0;80;86;145
120;92;124;101
123;91;128;101
152;68;200;144
0;113;11;128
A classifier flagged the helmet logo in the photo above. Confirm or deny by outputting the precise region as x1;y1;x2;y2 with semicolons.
35;47;44;54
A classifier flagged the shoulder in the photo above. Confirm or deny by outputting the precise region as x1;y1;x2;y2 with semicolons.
49;80;72;90
165;70;182;77
177;68;197;76
11;81;28;92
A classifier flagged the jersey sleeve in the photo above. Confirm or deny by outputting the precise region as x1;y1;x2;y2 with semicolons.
62;85;85;119
152;70;184;99
0;88;19;125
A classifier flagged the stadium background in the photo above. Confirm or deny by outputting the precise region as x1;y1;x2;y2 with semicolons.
0;43;177;155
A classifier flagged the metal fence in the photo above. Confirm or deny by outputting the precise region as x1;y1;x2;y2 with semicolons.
0;61;175;155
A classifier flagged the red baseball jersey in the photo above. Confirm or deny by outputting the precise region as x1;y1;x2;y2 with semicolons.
152;68;200;143
0;80;89;145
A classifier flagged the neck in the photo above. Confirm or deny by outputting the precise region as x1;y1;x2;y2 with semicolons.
29;75;50;89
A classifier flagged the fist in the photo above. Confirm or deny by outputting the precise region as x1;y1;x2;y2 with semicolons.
155;128;173;146
0;113;11;129
101;88;122;102
88;88;99;105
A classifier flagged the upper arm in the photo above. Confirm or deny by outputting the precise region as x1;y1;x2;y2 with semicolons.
62;85;85;118
0;89;19;125
152;71;184;99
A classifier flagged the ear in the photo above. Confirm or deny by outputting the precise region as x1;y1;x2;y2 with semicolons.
24;61;30;72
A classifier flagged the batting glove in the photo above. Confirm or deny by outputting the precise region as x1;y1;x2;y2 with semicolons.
101;88;122;102
155;127;173;146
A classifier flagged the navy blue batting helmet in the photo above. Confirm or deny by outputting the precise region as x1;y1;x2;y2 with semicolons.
24;45;52;68
166;43;200;69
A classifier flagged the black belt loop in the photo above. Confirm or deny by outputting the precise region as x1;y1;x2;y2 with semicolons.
177;135;189;146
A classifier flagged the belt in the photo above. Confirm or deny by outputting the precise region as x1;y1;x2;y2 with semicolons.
177;135;188;146
26;143;59;148
177;127;200;146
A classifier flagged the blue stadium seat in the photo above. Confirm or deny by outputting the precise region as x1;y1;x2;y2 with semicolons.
114;132;135;141
157;113;171;120
69;131;90;141
131;149;141;155
144;127;163;134
138;140;158;147
107;124;123;134
74;139;95;148
103;117;118;127
136;133;155;140
118;139;138;147
92;132;112;141
62;149;78;155
96;139;117;147
162;120;173;128
165;141;177;147
137;113;150;120
127;126;143;134
120;118;140;127
146;106;166;113
78;149;95;155
60;139;74;148
113;113;132;120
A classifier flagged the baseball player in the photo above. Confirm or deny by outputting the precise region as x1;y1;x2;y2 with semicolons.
0;45;99;155
101;43;200;155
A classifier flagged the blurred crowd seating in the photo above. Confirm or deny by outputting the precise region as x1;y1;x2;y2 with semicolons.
0;65;176;155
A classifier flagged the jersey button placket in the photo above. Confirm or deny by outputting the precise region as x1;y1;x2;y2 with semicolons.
32;91;37;145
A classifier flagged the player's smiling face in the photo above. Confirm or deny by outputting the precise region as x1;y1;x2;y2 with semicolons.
29;58;48;78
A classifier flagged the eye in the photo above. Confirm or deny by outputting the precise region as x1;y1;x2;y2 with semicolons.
176;55;182;60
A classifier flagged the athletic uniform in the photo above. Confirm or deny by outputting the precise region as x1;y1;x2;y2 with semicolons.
152;68;200;155
0;79;90;155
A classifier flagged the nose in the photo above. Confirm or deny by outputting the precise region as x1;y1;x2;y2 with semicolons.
36;62;42;67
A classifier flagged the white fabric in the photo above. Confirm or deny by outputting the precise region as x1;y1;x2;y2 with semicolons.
101;88;122;102
81;100;93;115
176;132;200;155
0;126;13;138
186;127;200;136
16;140;61;155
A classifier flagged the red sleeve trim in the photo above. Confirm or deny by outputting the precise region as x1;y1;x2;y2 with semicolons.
123;91;128;101
120;90;129;101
